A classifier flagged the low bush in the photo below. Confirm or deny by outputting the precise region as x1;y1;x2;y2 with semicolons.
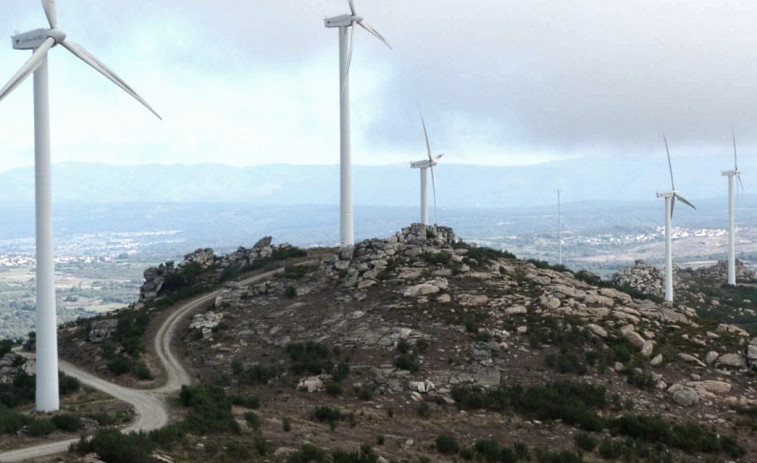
239;364;280;385
353;384;374;401
434;434;460;455
231;394;261;409
287;443;328;463
72;429;154;463
287;342;336;375
393;353;420;372
28;418;55;437
244;411;261;431
106;355;133;375
326;381;342;396
179;384;240;434
574;432;598;451
51;414;82;432
452;380;607;431
313;405;343;425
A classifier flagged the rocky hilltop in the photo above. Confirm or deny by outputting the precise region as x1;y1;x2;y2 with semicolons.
52;224;757;462
612;259;757;300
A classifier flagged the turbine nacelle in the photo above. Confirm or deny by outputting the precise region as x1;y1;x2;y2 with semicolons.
721;169;740;177
12;28;50;50
324;14;360;28
410;154;442;169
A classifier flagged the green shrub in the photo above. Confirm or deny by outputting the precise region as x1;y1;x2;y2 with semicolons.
59;372;80;395
513;441;530;460
28;418;55;437
133;361;153;380
283;416;292;432
422;252;452;266
73;429;154;463
534;446;585;463
287;443;328;463
287;342;335;375
179;384;240;434
231;359;243;375
627;370;655;390
435;433;460;454
353;384;374;401
393;353;420;372
499;447;518;463
452;380;607;431
396;338;411;354
148;424;185;446
313;405;343;425
332;362;350;382
231;394;261;409
284;264;314;279
284;286;297;298
240;364;279;385
51;414;82;432
0;406;29;434
254;436;273;455
326;382;342;396
460;446;475;460
244;411;261;431
331;445;380;463
574;432;598;451
416;402;431;418
598;438;623;459
474;438;501;462
106;354;133;375
415;338;430;353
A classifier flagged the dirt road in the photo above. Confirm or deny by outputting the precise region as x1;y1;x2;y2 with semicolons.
0;266;292;462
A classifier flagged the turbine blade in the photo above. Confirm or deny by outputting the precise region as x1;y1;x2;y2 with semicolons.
356;20;392;49
430;164;438;225
420;116;433;161
663;134;675;190
341;25;355;97
675;192;696;210
670;196;676;219
61;41;161;120
737;173;744;194
42;0;58;29
0;37;55;103
348;0;356;16
732;126;739;171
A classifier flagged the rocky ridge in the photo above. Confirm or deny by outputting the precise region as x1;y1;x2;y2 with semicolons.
180;225;757;446
52;224;757;462
611;258;757;299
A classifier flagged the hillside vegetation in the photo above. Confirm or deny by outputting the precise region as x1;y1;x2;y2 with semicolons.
50;224;757;462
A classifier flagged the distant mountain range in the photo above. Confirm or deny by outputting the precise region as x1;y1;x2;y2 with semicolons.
0;154;751;208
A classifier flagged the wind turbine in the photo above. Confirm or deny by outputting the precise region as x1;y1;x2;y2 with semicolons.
0;0;160;412
410;116;443;225
557;189;562;266
656;136;696;303
722;129;743;286
324;0;391;247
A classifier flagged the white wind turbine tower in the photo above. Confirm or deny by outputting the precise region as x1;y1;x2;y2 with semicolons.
324;0;391;247
410;116;443;225
722;130;742;286
0;0;160;412
557;189;562;266
656;136;696;303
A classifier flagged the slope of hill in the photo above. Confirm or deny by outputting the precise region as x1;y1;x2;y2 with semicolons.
49;224;757;462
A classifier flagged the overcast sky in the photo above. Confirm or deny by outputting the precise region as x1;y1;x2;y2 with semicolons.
0;0;755;173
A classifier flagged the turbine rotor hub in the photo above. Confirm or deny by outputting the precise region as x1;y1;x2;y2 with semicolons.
47;28;66;45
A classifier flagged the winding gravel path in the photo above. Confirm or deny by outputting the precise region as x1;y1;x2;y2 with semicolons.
0;266;292;462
